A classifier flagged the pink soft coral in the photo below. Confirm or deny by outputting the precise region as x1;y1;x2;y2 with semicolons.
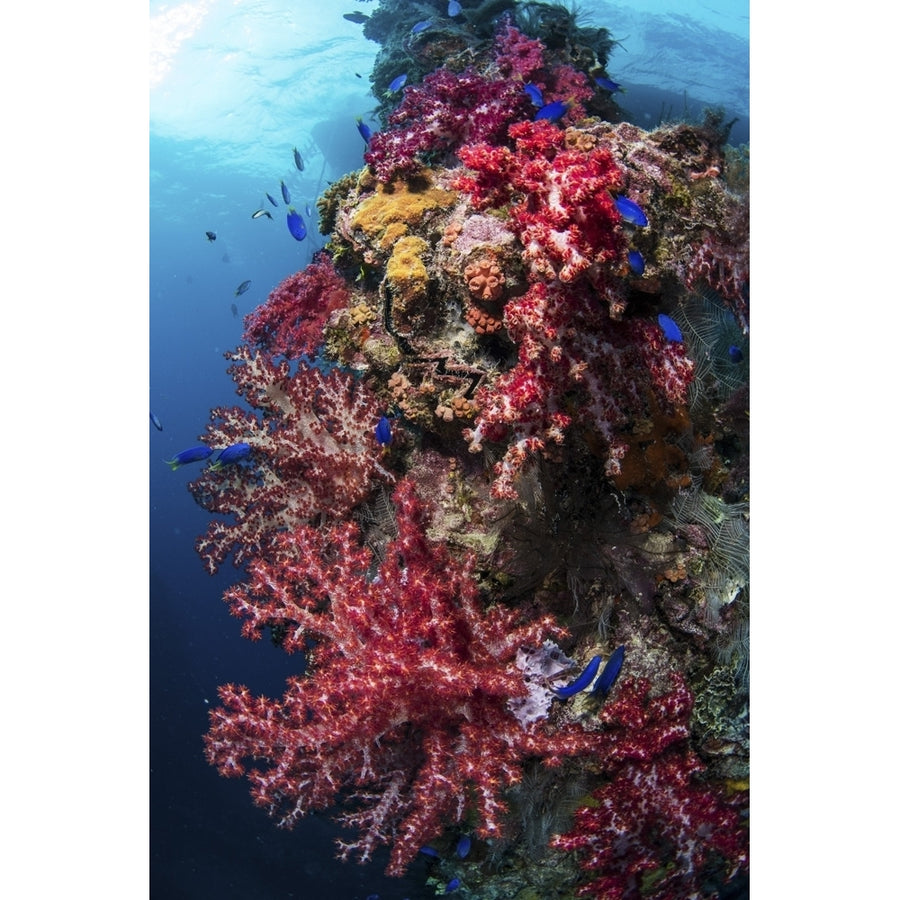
189;347;391;573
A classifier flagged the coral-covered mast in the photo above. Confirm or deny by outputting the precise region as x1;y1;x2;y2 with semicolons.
185;6;749;897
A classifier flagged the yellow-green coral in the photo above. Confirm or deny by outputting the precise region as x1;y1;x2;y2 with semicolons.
351;171;456;253
386;235;430;315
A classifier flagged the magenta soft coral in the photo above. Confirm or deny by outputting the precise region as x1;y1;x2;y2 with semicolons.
243;255;350;359
551;674;749;899
189;346;391;573
365;66;529;182
204;479;598;876
364;23;594;183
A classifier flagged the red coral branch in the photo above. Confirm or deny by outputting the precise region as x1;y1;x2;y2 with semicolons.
204;479;597;876
552;674;749;899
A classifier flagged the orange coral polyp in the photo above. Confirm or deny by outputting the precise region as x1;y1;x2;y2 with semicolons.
464;256;505;301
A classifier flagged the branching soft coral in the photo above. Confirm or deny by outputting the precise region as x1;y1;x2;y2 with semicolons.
189;347;391;573
204;479;598;876
551;674;749;899
243;255;350;359
455;119;626;286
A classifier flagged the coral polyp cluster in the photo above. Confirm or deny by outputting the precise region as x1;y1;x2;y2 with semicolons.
188;6;749;898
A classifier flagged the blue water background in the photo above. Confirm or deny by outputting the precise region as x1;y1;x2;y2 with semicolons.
149;2;748;898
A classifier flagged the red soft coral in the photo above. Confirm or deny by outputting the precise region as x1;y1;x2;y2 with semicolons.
204;480;597;876
243;255;350;359
552;674;749;899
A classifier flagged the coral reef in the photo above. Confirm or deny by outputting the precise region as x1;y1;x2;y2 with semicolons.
185;8;750;897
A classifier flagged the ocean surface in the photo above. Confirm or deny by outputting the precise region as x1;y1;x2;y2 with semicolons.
149;2;749;898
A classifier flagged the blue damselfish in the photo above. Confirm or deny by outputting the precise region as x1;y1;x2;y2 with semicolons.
535;100;567;122
657;313;683;343
375;415;392;445
523;83;544;107
627;249;645;275
553;654;602;699
591;645;625;697
614;195;649;227
164;446;214;471
595;75;623;93
286;208;307;241
388;73;408;92
210;442;252;470
356;118;373;144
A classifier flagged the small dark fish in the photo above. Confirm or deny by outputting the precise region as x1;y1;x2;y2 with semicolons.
614;195;648;227
266;192;278;207
591;645;625;697
205;231;216;242
150;411;163;432
343;11;368;24
594;75;623;93
164;446;214;471
355;72;362;78
411;20;432;34
286;207;307;241
445;879;460;894
235;280;251;296
535;100;568;122
419;846;440;859
388;73;408;92
657;313;683;343
553;655;602;699
230;303;238;318
356;117;373;144
448;1;462;16
523;82;543;107
251;208;273;219
627;249;645;275
375;415;392;445
280;180;291;204
210;442;252;470
728;344;744;363
455;835;471;859
293;146;304;171
221;252;230;263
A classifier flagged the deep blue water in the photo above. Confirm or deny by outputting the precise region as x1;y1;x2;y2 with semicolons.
149;2;749;898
